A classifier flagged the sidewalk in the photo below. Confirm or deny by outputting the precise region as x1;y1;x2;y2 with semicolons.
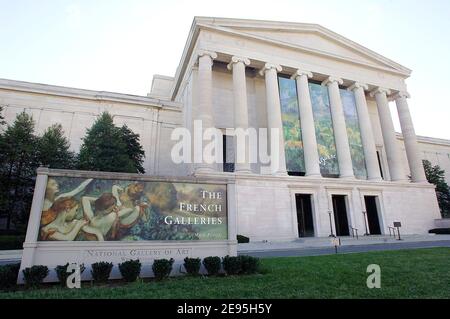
238;234;450;253
0;250;22;265
2;234;450;265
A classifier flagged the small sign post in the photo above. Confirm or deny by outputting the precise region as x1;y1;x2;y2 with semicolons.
393;222;402;240
327;210;335;237
331;237;341;254
362;211;369;236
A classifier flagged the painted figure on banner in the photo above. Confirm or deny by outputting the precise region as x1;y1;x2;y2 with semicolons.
43;178;93;211
40;198;88;241
80;193;144;241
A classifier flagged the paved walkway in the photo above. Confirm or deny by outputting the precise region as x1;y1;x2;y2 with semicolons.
0;250;22;265
2;235;450;265
238;234;450;258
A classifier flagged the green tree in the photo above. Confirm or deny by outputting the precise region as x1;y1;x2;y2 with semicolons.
38;124;76;169
120;124;145;174
77;112;145;173
423;160;450;218
0;105;5;126
0;112;40;229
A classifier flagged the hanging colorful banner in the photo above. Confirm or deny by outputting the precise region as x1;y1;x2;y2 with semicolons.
340;89;368;179
309;82;340;176
278;77;305;174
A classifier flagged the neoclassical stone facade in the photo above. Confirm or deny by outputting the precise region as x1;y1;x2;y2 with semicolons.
1;17;449;240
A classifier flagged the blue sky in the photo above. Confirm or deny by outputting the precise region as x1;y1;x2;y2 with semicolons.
1;0;449;139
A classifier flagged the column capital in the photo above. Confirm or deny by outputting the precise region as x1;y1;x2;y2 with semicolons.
391;91;411;100
197;50;218;61
369;87;391;98
321;76;343;86
227;56;251;70
291;69;313;80
348;82;369;91
259;63;282;76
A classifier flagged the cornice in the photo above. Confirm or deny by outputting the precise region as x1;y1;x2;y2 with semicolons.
396;132;450;147
0;78;182;110
192;171;436;190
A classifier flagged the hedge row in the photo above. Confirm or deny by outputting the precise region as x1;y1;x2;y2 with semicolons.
0;236;25;250
0;255;260;289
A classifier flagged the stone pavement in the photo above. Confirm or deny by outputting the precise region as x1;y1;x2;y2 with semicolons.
238;234;450;256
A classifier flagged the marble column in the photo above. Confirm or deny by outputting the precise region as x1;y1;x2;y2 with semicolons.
259;63;287;175
195;50;217;173
394;92;427;183
349;82;382;181
322;76;354;178
227;56;252;173
371;88;405;181
291;70;321;177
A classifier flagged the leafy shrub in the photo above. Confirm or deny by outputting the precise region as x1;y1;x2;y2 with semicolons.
202;256;221;276
91;262;113;283
152;258;174;280
183;257;201;276
0;236;25;250
119;259;141;282
239;255;260;274
22;265;49;287
0;263;20;289
237;235;250;243
222;255;242;275
55;263;85;287
429;228;450;234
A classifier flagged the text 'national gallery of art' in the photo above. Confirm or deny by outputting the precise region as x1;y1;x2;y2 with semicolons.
2;18;450;278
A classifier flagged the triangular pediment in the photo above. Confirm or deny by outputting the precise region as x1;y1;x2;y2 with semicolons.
194;17;411;75
233;29;385;67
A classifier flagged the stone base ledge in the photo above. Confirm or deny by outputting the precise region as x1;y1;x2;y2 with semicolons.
18;240;237;283
434;219;450;228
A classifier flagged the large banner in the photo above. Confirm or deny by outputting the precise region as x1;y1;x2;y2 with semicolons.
38;177;227;242
279;77;305;174
340;89;367;179
309;83;340;176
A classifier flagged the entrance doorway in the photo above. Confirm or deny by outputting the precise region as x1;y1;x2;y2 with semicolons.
295;194;314;237
222;135;235;172
332;195;350;236
364;196;382;235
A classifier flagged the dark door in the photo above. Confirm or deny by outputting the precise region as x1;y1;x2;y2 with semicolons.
295;194;314;237
364;196;381;235
332;195;350;236
222;135;235;172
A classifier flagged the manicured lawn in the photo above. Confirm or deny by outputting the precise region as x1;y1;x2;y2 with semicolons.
1;248;449;299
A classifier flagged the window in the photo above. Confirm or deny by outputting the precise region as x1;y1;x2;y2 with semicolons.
376;150;384;180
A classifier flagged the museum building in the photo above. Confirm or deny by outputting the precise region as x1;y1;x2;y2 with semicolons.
1;17;449;241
